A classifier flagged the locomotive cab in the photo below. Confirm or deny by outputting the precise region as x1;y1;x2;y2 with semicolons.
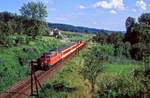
36;53;50;70
36;49;61;71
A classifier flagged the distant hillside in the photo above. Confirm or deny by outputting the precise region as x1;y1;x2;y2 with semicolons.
48;23;123;34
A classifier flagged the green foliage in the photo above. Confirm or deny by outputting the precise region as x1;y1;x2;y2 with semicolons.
133;57;150;98
38;45;94;98
93;32;124;44
0;3;48;46
113;41;124;57
126;23;150;44
108;32;124;44
20;1;47;20
23;19;48;39
130;42;150;61
37;43;139;98
0;35;32;47
124;13;150;60
89;43;142;98
0;36;65;91
122;42;131;58
113;41;131;58
138;13;150;25
125;17;135;31
93;74;143;98
93;32;108;44
81;45;108;92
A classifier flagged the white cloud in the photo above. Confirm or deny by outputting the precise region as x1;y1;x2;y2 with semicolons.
94;0;125;11
136;0;147;10
110;10;117;14
79;5;86;9
132;8;137;12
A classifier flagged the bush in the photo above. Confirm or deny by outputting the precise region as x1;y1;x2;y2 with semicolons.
0;35;32;47
15;36;26;45
94;74;143;98
133;57;150;97
130;43;149;60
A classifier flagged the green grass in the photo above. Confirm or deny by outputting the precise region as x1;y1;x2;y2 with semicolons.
37;43;141;98
0;36;66;92
103;63;135;75
0;31;91;92
61;31;92;41
37;46;90;98
1;32;141;98
91;43;138;75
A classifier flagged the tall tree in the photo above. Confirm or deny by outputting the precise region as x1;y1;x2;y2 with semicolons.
81;46;107;93
138;13;150;25
20;1;47;20
124;17;137;44
20;1;48;38
125;17;135;32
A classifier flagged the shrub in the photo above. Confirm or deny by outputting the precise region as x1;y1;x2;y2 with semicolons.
94;74;143;98
113;41;124;57
133;56;150;97
130;43;148;60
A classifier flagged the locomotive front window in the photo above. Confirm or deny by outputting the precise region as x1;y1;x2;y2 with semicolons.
46;55;51;58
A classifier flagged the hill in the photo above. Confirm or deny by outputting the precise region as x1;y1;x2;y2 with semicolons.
48;23;123;34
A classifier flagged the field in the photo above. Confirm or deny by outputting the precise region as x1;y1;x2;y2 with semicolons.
61;31;92;41
36;43;141;98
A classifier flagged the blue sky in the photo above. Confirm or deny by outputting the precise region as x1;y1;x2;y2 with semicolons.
0;0;150;31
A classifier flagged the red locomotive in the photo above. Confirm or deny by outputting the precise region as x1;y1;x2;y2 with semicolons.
36;41;86;71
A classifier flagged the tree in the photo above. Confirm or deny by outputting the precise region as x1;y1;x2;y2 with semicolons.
108;32;124;44
138;13;150;25
113;41;124;57
20;1;47;20
81;46;107;93
125;17;135;34
126;17;135;30
123;42;131;58
93;32;108;44
20;1;48;38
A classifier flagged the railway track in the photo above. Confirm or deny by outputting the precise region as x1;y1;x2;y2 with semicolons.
0;44;86;98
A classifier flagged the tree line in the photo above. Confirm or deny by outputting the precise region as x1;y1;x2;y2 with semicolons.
125;13;150;60
0;1;48;47
93;13;150;61
48;23;115;34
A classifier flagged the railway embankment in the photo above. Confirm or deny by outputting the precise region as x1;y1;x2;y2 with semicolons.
0;36;66;92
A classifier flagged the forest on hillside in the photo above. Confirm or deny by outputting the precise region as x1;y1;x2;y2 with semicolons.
48;23;119;34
